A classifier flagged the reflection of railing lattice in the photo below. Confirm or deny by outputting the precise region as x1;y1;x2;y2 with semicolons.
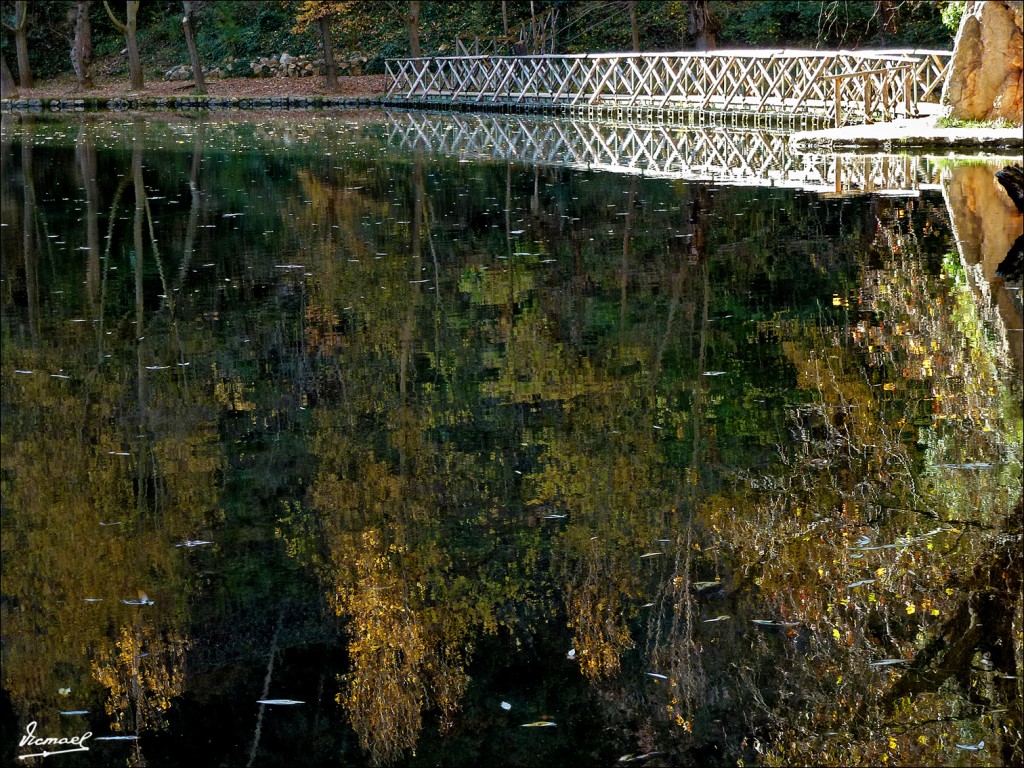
385;112;943;195
385;49;951;126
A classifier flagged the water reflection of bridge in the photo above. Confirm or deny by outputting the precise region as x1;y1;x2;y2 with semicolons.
385;111;942;196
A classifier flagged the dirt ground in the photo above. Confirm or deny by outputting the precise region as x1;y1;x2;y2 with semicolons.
5;73;389;100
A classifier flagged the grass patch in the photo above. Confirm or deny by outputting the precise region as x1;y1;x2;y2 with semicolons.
935;116;1016;129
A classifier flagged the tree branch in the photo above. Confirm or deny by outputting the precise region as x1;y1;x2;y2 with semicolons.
102;0;128;33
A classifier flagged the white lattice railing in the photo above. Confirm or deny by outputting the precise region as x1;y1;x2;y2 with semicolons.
384;111;943;195
385;49;952;125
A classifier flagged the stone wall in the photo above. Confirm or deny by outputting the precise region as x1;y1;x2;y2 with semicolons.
165;53;369;82
942;0;1023;124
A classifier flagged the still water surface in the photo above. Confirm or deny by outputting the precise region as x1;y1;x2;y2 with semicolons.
1;113;1021;767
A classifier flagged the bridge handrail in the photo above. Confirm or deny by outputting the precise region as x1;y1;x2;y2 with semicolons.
818;64;916;126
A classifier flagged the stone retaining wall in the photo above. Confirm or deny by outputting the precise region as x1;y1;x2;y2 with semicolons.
0;95;383;113
164;53;370;82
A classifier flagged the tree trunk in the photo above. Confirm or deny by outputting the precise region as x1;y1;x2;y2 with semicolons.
628;0;640;51
502;0;508;35
181;1;205;93
319;14;337;91
7;1;33;88
406;1;421;57
124;2;144;90
76;122;101;309
0;48;17;98
688;0;719;51
21;127;39;342
103;1;144;90
72;0;94;89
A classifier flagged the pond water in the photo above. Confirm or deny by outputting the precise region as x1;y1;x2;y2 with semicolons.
1;112;1021;767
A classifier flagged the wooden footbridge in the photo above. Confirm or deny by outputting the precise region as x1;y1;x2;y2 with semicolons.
385;111;942;196
385;49;951;127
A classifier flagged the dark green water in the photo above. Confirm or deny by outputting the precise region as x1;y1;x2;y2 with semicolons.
1;113;1020;767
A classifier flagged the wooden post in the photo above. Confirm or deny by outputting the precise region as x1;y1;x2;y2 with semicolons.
834;77;842;128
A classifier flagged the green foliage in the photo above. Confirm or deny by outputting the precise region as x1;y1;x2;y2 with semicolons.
200;0;318;64
1;0;959;86
940;0;965;34
935;115;1015;129
714;0;954;49
1;0;79;79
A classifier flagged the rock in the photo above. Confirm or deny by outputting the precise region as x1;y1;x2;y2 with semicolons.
996;233;1024;278
995;164;1024;212
280;53;292;67
942;0;1023;124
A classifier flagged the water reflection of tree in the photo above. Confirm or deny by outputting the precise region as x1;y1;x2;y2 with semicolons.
5;117;1016;766
0;118;221;748
703;200;1022;767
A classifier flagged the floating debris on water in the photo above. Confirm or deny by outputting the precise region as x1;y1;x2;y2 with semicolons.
176;540;213;548
640;552;662;558
847;579;876;588
869;659;908;667
751;620;800;627
145;365;170;370
645;672;668;680
60;711;89;716
83;598;103;603
257;699;304;705
703;371;727;376
500;701;512;711
566;649;577;659
520;721;556;728
703;615;731;623
694;580;722;590
955;740;985;751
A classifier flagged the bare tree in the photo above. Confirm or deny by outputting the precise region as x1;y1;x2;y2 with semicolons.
318;13;337;91
71;0;94;89
3;1;33;88
687;0;719;51
406;1;420;57
181;1;205;93
1;48;17;98
102;0;144;90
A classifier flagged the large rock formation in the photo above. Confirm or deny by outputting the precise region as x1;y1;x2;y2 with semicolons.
942;0;1023;124
943;161;1024;369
